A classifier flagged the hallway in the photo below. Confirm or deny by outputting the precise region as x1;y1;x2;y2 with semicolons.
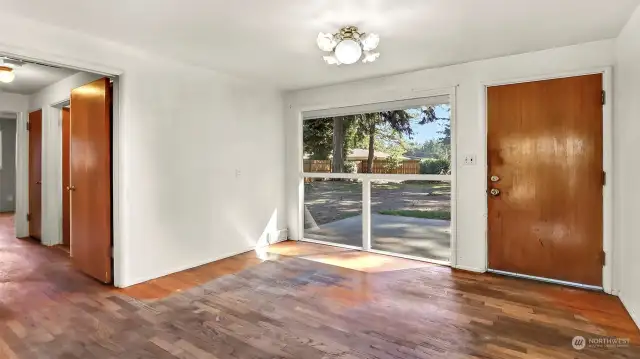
0;213;639;358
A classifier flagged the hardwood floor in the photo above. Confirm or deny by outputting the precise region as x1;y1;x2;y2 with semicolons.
0;214;638;358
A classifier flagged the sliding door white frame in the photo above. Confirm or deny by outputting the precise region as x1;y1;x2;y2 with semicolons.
297;88;457;267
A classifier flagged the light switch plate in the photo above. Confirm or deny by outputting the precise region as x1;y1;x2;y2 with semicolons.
463;155;477;166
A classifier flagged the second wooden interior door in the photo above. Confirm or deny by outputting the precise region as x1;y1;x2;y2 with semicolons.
28;110;43;241
487;74;604;287
69;78;112;283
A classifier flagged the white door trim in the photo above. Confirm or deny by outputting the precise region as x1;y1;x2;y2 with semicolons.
480;67;614;294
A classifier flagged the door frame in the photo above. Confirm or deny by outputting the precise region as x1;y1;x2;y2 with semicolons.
27;109;43;240
5;50;124;287
480;67;614;294
296;86;458;268
52;101;71;254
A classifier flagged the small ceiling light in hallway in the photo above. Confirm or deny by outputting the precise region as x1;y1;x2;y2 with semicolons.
317;26;380;65
0;66;15;83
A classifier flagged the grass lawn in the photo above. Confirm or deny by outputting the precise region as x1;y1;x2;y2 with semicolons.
378;210;451;220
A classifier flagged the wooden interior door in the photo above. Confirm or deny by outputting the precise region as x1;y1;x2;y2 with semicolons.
69;78;112;283
487;74;604;287
28;110;43;241
62;107;71;247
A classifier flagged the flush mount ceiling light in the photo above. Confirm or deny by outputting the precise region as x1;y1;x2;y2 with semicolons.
317;26;380;65
0;57;23;84
0;66;15;83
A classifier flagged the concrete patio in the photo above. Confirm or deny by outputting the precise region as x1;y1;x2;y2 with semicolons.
305;214;451;262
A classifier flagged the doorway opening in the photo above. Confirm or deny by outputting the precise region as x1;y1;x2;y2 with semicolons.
0;54;118;285
300;94;455;265
0;111;17;215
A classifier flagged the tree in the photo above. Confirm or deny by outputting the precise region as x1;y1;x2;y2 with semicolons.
354;106;446;173
332;116;346;173
303;118;333;160
303;105;449;173
303;116;364;172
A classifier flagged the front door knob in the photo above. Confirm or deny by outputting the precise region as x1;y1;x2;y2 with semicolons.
490;175;500;182
66;185;76;192
490;188;500;196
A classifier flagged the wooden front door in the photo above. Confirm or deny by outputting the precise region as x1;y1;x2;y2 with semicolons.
28;110;43;241
487;74;604;287
62;107;71;247
69;78;112;283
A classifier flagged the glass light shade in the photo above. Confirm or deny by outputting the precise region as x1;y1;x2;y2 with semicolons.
0;69;15;83
361;33;380;51
316;32;337;52
362;51;380;63
334;39;362;65
323;54;341;65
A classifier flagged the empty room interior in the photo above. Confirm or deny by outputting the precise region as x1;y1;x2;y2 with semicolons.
0;0;640;358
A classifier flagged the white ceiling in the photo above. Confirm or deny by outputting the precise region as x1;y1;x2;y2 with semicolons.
0;61;77;95
2;0;639;90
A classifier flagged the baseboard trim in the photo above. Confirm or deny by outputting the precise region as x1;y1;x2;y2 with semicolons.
119;246;256;288
619;291;640;331
119;232;289;288
268;237;288;245
454;265;486;273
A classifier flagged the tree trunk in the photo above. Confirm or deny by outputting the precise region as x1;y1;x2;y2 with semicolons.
332;117;345;173
367;122;375;173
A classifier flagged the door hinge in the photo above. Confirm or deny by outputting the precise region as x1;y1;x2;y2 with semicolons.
26;213;31;222
602;90;606;105
601;250;606;266
26;121;30;131
602;171;607;186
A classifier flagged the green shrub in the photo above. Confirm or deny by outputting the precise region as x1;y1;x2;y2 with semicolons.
378;210;451;220
343;161;358;173
420;158;451;175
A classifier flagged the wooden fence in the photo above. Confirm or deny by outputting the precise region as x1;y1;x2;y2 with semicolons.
303;159;420;174
303;160;332;173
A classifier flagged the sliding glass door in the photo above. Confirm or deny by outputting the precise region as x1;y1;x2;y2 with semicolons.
301;95;454;264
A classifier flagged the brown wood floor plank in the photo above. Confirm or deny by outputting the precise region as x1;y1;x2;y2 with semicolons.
0;213;638;358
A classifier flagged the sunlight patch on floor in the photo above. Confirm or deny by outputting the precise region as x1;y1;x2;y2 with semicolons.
300;250;433;273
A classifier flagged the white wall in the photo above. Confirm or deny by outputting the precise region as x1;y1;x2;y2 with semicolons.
614;5;640;329
27;72;102;246
285;40;615;276
0;93;28;113
0;93;28;236
0;13;286;287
